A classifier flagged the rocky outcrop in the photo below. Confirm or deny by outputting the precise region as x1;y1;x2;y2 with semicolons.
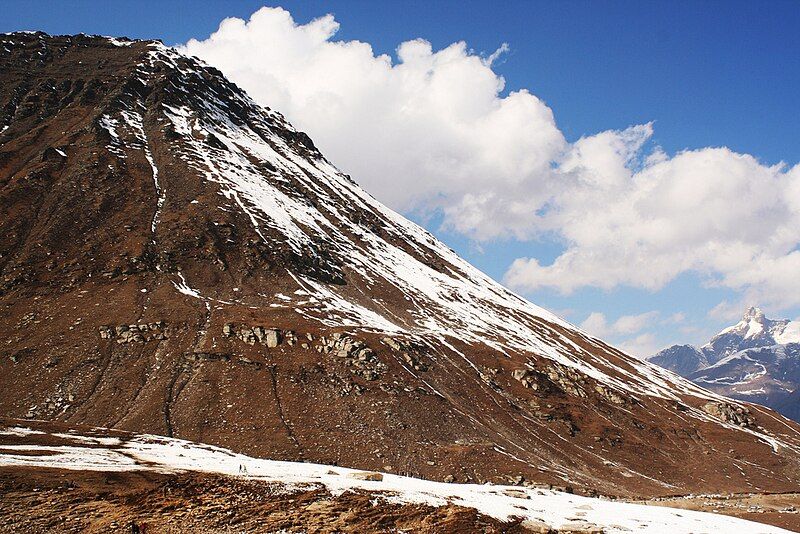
381;337;430;372
593;384;628;405
702;402;756;428
223;323;297;348
99;322;166;343
515;364;628;408
316;333;387;381
512;368;541;390
545;364;588;398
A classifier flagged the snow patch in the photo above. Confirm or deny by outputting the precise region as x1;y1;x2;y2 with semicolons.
0;426;792;534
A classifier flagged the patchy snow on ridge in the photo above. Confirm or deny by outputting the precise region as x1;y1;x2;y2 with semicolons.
133;44;727;404
75;40;800;471
0;426;791;534
66;43;800;456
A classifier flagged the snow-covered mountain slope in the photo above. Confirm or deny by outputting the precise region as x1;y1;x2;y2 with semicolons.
3;32;800;498
650;307;800;422
0;421;793;534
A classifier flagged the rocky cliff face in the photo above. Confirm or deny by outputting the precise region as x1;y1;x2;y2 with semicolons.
650;307;800;422
3;32;800;498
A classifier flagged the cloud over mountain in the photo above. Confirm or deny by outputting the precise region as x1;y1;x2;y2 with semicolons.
181;7;800;311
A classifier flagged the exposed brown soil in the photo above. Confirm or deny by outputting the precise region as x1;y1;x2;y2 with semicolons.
0;466;526;534
2;465;799;533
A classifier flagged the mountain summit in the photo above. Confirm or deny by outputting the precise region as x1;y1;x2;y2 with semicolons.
709;306;800;349
650;307;800;421
3;32;800;498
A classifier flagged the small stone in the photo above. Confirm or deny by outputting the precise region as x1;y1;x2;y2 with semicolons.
520;519;552;533
349;471;383;482
503;488;529;499
558;521;604;533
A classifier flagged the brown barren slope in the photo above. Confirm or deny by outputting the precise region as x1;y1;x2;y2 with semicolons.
2;33;800;501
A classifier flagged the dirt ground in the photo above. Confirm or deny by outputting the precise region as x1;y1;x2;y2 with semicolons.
0;467;529;534
629;493;800;532
2;466;799;533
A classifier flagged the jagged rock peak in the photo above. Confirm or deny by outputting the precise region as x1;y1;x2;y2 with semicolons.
743;306;765;321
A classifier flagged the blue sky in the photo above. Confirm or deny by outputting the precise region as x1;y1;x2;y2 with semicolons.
3;1;799;354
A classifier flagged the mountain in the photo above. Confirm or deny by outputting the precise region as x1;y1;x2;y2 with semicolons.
704;306;800;357
3;32;800;501
648;344;709;376
649;307;800;421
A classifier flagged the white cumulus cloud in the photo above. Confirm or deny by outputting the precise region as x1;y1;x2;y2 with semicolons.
617;333;662;359
579;311;659;338
180;7;565;241
505;146;800;311
579;311;664;357
181;6;800;313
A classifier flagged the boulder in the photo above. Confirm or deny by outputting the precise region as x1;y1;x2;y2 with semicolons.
702;402;756;428
382;336;402;351
520;519;552;533
42;146;66;162
594;385;627;405
252;326;265;343
265;329;280;348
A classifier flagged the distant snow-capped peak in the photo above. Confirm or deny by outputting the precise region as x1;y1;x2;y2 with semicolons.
702;306;800;354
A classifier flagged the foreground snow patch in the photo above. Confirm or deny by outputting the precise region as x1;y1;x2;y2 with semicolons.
0;426;790;534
